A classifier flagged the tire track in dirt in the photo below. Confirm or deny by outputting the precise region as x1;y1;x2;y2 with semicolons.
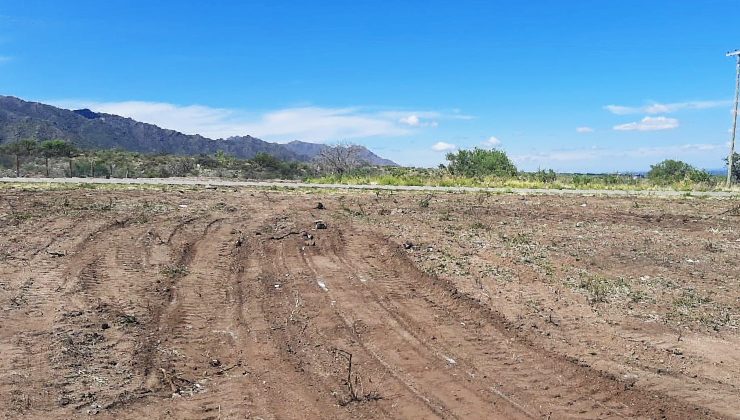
1;191;734;419
246;211;526;419
18;212;217;416
0;215;134;417
107;215;230;417
50;218;165;413
296;215;721;419
119;213;333;419
297;231;533;419
239;237;356;419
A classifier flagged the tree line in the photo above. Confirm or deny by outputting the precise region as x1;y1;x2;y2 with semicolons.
0;139;373;179
2;139;735;186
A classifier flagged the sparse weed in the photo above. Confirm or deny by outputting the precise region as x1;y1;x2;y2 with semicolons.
628;289;650;304
503;232;532;246
578;276;630;304
471;221;487;230
673;289;711;310
160;264;189;278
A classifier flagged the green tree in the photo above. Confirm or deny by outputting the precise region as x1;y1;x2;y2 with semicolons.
647;159;709;184
533;168;557;183
40;140;78;177
2;139;38;177
82;151;99;177
214;150;236;169
445;148;517;177
96;149;133;177
253;152;281;170
64;144;82;177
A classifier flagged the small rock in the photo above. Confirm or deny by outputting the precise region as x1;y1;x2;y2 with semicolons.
210;359;221;368
314;220;327;230
623;373;638;388
316;202;325;210
101;323;110;330
403;241;414;250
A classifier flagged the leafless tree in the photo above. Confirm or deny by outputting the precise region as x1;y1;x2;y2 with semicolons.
317;141;366;175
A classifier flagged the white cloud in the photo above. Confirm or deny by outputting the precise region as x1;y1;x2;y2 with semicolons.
604;100;730;115
0;55;12;63
576;126;594;133
398;114;440;127
432;141;456;152
613;116;679;131
604;105;635;115
399;115;421;126
47;100;467;142
241;107;409;141
512;143;724;164
483;136;501;147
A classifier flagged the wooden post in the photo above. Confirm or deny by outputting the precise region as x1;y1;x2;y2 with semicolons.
726;51;740;187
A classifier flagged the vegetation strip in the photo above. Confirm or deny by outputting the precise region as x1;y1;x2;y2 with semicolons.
1;176;739;197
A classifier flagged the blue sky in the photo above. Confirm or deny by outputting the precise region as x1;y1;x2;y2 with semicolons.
1;0;739;171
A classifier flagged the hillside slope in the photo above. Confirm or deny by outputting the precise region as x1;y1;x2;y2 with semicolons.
0;96;396;165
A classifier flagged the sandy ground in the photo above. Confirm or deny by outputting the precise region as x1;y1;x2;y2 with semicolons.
0;186;738;419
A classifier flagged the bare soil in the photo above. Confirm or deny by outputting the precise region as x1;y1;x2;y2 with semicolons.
0;186;738;419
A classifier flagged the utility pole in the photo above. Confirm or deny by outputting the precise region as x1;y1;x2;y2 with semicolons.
726;50;740;187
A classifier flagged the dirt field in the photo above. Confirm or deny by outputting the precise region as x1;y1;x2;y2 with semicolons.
0;185;738;419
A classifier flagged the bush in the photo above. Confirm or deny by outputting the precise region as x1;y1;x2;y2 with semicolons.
532;169;557;183
445;148;517;177
687;169;711;183
648;159;709;184
253;152;281;170
572;174;592;187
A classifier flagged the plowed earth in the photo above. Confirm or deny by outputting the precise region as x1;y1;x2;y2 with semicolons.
0;187;738;419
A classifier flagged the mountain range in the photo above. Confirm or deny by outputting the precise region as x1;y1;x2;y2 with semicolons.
0;95;396;166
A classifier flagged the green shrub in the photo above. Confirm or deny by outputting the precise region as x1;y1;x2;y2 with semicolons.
648;159;709;184
532;169;557;183
445;148;517;177
572;174;592;187
726;152;740;182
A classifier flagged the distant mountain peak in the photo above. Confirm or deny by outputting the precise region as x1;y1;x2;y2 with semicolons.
73;108;101;119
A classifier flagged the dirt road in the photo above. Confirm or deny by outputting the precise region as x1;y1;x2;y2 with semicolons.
0;187;737;419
